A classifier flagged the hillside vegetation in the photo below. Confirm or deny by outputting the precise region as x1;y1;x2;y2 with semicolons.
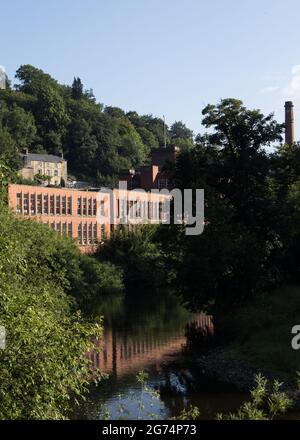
0;65;194;185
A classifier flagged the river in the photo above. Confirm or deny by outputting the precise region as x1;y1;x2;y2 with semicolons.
74;291;248;420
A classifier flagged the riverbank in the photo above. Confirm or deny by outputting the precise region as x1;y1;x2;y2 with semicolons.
197;349;274;391
197;349;300;404
219;286;300;380
193;285;300;409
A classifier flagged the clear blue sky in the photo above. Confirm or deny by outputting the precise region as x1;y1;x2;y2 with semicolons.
2;0;300;138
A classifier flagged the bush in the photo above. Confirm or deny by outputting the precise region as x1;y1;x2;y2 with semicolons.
97;226;166;290
10;214;124;312
70;255;124;312
0;204;103;419
217;374;292;420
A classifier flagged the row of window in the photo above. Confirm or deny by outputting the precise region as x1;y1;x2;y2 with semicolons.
77;197;100;216
117;199;166;220
77;222;105;245
47;221;73;238
44;221;103;246
16;193;167;221
17;193;73;216
37;169;59;177
16;193;100;217
35;161;59;168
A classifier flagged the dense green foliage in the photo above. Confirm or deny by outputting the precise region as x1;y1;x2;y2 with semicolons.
97;226;167;290
0;204;97;418
0;170;123;418
0;65;194;185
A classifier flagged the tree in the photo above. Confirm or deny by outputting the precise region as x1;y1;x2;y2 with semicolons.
269;142;300;283
201;99;283;230
15;64;58;96
65;117;98;178
34;85;69;154
97;226;166;290
0;128;20;169
136;126;158;150
71;77;83;100
3;105;37;147
116;118;149;168
104;106;125;119
127;114;170;147
0;203;103;419
154;101;285;315
14;65;69;154
4;64;195;183
170;120;193;141
35;85;69;132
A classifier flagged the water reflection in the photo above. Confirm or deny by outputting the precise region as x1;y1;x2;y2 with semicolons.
89;327;187;376
75;291;232;420
87;291;212;377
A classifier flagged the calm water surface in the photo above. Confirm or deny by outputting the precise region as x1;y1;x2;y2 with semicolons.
75;292;247;420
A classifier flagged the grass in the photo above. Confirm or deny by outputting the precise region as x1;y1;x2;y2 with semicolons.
222;286;300;381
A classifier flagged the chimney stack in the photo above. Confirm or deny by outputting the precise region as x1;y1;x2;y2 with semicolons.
285;101;295;146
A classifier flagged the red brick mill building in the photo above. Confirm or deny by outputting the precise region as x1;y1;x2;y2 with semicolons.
8;184;171;253
8;146;177;253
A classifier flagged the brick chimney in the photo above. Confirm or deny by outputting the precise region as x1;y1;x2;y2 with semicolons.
285;101;295;146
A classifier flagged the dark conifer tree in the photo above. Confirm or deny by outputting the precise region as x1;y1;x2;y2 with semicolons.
71;77;83;100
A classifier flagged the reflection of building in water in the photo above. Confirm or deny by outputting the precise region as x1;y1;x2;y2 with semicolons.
87;314;213;376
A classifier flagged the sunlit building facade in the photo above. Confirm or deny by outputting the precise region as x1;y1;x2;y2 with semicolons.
8;184;171;253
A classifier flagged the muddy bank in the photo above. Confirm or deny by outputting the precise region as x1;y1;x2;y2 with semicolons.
196;349;300;406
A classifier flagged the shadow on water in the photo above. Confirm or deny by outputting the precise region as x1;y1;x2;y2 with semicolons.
73;290;247;420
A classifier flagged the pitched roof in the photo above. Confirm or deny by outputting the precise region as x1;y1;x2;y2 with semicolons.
21;153;65;164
